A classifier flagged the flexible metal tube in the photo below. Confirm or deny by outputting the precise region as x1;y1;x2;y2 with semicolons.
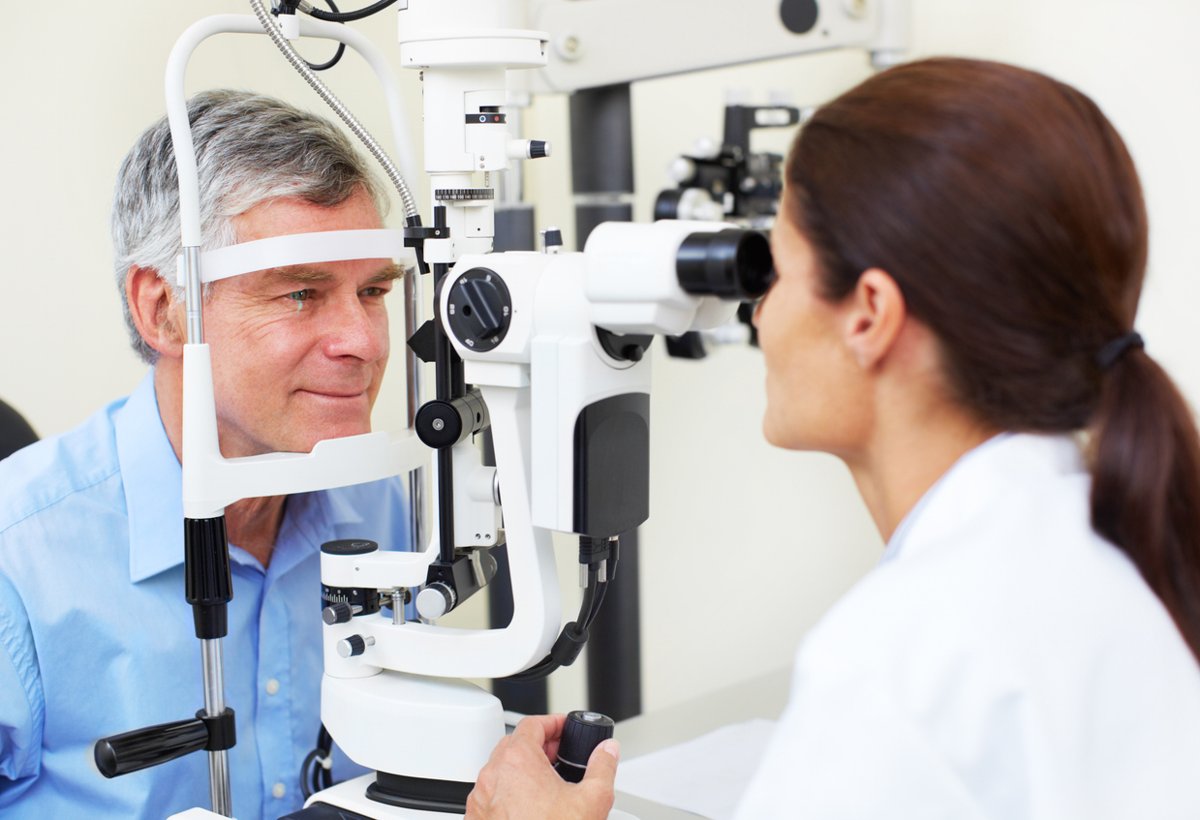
249;0;419;220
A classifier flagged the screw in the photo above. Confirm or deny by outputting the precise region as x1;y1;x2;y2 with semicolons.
432;418;445;431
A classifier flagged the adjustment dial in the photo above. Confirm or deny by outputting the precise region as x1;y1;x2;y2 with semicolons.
446;267;512;352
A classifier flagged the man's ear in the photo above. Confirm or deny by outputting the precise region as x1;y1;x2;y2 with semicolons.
125;266;185;359
842;267;907;370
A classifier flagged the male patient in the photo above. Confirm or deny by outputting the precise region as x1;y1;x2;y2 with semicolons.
0;90;409;819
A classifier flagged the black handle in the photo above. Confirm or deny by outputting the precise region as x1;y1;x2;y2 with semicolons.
554;710;615;783
94;717;208;778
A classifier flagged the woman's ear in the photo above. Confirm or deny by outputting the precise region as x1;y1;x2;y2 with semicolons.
842;268;907;370
125;266;185;360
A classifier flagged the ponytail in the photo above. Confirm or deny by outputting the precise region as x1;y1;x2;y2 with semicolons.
1090;351;1200;661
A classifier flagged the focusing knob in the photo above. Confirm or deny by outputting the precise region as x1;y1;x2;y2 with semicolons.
446;268;512;353
554;710;615;783
529;140;549;159
322;602;354;625
416;582;457;620
336;634;375;658
416;400;463;449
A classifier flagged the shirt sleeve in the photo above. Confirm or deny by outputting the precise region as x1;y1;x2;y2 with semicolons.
0;571;43;805
734;650;991;820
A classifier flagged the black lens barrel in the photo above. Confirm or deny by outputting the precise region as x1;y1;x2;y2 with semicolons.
676;229;774;300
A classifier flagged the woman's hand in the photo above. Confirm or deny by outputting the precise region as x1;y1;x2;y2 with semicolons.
465;714;621;819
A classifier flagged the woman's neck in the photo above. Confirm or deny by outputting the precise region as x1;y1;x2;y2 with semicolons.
846;390;996;543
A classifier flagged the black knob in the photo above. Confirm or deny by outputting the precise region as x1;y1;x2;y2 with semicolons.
554;710;615;783
446;268;512;353
416;582;457;619
322;602;354;625
542;227;563;251
416;399;464;449
321;539;379;556
336;634;374;658
529;140;549;159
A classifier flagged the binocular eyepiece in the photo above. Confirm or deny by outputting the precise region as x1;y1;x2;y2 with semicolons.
676;228;774;300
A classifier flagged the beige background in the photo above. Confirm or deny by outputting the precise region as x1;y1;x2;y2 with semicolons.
2;0;1197;717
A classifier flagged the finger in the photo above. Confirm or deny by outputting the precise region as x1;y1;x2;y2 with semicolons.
581;738;620;788
511;713;565;747
483;734;511;767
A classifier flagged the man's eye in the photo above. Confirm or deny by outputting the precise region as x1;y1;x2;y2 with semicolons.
361;286;389;298
286;289;313;302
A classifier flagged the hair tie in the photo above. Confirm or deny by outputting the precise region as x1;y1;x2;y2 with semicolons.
1095;331;1144;370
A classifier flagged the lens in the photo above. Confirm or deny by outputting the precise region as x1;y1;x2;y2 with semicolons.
676;229;774;299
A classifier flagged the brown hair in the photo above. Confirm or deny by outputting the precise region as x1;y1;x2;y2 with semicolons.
785;57;1200;662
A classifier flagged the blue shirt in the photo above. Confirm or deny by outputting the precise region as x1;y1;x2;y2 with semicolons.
0;371;410;819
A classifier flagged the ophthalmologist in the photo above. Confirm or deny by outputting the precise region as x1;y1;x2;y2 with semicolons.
464;57;1200;819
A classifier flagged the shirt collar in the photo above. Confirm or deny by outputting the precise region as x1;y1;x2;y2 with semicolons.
116;370;185;583
881;431;1084;564
115;370;371;582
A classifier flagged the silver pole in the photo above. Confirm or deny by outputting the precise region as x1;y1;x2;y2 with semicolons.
190;244;232;814
200;637;232;816
404;269;426;551
183;245;204;344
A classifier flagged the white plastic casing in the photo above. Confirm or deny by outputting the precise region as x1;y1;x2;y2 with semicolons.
584;220;743;337
321;673;503;781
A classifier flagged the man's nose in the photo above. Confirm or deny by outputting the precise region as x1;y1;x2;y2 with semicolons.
321;295;388;361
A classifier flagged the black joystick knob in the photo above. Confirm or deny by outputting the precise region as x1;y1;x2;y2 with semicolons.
554;710;615;783
446;268;512;353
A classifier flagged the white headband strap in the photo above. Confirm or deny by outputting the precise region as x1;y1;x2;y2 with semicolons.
176;228;409;286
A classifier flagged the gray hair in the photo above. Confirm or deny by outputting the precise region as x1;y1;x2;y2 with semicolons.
112;89;387;363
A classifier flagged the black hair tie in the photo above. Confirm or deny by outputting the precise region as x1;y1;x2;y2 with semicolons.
1096;331;1144;370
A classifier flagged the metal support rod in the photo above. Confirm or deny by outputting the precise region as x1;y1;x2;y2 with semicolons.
404;260;426;553
433;261;460;564
200;638;231;816
183;246;204;344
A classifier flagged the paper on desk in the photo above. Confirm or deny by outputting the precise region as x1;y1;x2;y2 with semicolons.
615;718;776;820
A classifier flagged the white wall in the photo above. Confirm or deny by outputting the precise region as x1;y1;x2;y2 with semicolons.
2;0;1197;719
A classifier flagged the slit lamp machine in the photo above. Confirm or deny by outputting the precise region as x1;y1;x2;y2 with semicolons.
89;1;910;817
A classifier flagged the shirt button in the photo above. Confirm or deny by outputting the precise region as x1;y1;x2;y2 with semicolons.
272;782;286;799
266;678;280;696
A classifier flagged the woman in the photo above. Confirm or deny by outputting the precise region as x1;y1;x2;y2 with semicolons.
467;58;1200;819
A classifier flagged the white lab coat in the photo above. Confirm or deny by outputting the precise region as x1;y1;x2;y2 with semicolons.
736;433;1200;819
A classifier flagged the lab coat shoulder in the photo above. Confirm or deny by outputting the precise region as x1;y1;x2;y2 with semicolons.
737;434;1200;819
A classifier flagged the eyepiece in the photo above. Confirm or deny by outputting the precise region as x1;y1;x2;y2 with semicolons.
676;229;774;299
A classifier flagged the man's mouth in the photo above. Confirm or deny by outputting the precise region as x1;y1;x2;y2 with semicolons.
298;388;368;399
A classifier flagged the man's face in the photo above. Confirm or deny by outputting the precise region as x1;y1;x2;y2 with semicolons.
200;188;398;457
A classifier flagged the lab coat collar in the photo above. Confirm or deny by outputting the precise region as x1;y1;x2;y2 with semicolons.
883;432;1086;563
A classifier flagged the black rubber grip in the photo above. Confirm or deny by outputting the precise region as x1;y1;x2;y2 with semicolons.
185;516;232;639
94;717;208;778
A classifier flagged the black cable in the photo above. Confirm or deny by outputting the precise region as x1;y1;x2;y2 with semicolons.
504;562;613;683
305;0;347;71
271;0;347;71
306;0;399;22
300;724;335;799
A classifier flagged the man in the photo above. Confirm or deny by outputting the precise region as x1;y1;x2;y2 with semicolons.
0;90;410;819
